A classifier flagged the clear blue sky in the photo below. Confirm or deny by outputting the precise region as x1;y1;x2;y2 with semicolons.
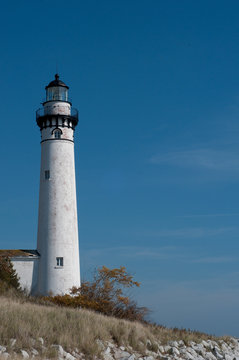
1;0;239;336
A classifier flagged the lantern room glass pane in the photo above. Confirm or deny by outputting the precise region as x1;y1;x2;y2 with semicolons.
46;87;68;102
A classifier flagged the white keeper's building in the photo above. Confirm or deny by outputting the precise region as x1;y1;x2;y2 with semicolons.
0;74;81;295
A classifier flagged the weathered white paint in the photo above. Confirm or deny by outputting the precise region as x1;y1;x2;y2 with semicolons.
36;99;80;296
12;258;39;294
41;125;74;142
44;101;71;116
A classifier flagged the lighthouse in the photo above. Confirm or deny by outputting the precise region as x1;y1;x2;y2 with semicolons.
35;74;81;295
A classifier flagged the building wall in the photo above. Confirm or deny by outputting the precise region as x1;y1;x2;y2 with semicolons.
36;100;80;295
12;258;39;294
36;137;80;295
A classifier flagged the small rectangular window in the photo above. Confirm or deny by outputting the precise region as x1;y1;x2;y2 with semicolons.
45;170;50;180
56;257;63;267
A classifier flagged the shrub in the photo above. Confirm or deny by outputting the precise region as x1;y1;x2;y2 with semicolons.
44;266;148;322
0;257;20;292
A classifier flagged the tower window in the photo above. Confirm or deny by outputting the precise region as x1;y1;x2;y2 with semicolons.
45;170;50;180
53;128;62;139
56;257;63;267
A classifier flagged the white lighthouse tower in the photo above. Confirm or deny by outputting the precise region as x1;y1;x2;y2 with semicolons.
35;74;80;295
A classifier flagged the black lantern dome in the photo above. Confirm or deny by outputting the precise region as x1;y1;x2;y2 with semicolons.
46;74;69;89
45;74;69;102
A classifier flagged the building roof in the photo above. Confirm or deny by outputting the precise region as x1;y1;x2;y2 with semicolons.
45;74;69;89
0;250;40;258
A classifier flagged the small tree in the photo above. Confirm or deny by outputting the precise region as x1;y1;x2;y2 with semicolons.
0;257;20;291
45;266;148;322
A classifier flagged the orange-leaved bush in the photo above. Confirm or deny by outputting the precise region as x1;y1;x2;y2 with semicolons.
44;266;148;322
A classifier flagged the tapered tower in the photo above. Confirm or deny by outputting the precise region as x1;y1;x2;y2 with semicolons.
35;74;80;295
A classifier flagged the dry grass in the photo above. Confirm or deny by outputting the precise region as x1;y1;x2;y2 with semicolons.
0;295;228;359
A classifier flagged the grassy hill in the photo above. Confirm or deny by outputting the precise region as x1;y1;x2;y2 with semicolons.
0;293;226;359
0;263;230;359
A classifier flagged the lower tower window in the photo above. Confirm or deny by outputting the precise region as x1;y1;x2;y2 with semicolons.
56;257;63;267
45;170;50;180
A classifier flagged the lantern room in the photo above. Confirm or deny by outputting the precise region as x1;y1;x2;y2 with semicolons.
45;74;69;102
